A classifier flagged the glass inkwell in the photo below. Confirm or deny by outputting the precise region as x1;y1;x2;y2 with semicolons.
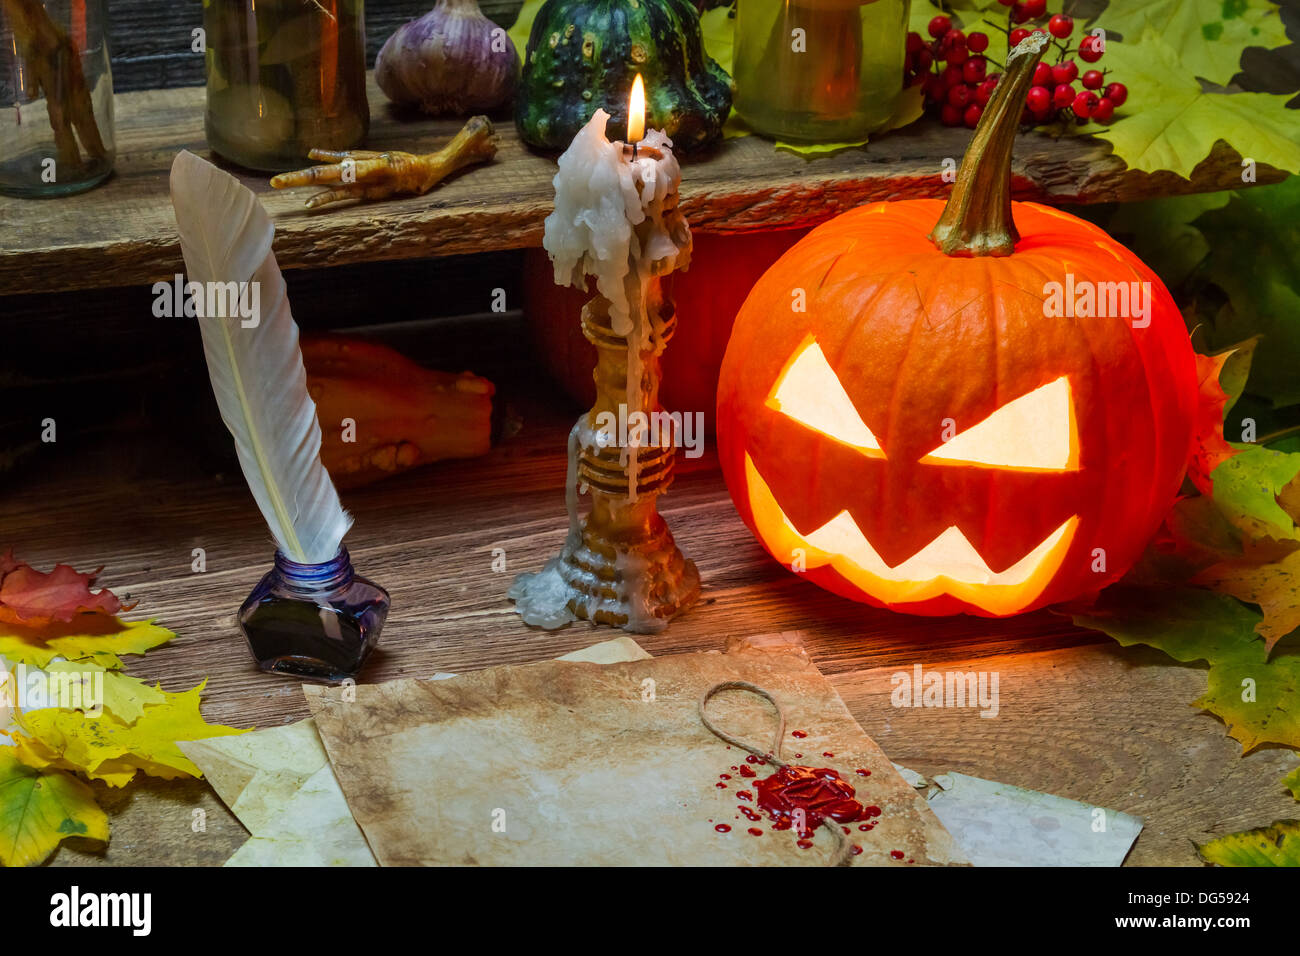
169;147;389;684
240;548;389;681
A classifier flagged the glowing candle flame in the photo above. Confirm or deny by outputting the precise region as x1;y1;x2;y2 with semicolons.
627;74;645;143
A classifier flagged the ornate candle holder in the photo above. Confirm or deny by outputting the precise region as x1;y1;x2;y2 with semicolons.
511;144;699;634
564;274;700;630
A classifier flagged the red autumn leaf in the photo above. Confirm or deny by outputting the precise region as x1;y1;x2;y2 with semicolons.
0;552;130;630
1187;342;1255;495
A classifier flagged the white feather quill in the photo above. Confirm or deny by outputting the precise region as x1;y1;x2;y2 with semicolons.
169;149;351;564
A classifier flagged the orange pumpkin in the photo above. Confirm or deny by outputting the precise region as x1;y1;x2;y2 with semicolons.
524;229;809;420
302;336;494;488
716;36;1197;617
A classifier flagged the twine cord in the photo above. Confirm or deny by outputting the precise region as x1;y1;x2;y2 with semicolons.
698;680;855;867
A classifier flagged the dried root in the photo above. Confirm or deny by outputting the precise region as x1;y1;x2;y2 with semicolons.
2;0;108;170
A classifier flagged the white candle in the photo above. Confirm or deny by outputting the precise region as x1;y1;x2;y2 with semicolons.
543;89;692;504
543;107;689;336
512;86;692;633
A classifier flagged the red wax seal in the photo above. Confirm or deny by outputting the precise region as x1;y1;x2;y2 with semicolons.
754;765;866;838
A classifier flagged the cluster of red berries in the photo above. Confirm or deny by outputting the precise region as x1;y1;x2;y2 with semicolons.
904;1;1127;129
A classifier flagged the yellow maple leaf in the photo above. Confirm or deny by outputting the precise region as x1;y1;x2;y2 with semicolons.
11;733;140;787
1196;551;1300;655
11;682;249;786
47;620;176;669
0;749;108;866
43;663;166;724
0;619;175;670
0;633;59;669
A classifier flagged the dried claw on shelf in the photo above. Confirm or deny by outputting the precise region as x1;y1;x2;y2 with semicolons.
305;149;385;163
269;115;499;209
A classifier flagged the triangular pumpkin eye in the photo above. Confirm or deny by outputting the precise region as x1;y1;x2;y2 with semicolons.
766;338;884;455
921;376;1079;471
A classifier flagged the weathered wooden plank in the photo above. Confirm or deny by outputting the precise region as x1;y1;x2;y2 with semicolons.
6;391;1287;866
829;647;1300;867
1;74;1283;296
0;396;1102;735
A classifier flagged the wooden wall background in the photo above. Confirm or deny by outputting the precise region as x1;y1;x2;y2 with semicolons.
106;0;1300;100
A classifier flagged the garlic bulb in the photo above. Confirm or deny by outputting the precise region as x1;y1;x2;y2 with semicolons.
376;0;519;115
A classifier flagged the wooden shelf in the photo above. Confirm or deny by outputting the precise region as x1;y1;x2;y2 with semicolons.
1;75;1282;296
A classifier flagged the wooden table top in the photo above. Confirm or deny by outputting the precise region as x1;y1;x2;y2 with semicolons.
5;391;1296;867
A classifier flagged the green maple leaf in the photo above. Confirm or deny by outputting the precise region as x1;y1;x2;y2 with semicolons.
1182;445;1300;655
1105;191;1230;288
1193;178;1300;406
1198;819;1300;865
0;750;108;867
1100;0;1290;86
1073;586;1263;662
1211;445;1300;540
1196;550;1300;653
1202;298;1300;410
1089;29;1300;177
1284;766;1300;799
1074;587;1300;752
1196;643;1300;752
1122;493;1252;586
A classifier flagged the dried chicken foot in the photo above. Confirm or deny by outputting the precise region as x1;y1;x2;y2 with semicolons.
1;0;108;171
270;115;499;209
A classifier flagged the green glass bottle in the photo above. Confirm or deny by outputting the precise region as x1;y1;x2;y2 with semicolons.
732;0;911;143
202;0;369;172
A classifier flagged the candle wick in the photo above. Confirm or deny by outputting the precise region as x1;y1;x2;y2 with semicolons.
622;142;662;162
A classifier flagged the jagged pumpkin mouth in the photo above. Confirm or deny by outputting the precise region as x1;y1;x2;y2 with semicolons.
742;454;1079;614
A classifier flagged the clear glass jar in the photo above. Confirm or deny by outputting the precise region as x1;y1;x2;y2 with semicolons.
203;0;369;172
732;0;911;143
239;548;389;681
0;0;115;197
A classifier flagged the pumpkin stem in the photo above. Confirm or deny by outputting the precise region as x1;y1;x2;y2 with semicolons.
929;33;1050;257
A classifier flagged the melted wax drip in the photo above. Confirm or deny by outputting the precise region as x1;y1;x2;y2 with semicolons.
506;423;584;629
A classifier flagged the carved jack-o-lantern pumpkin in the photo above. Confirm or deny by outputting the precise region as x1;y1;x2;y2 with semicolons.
716;37;1198;617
